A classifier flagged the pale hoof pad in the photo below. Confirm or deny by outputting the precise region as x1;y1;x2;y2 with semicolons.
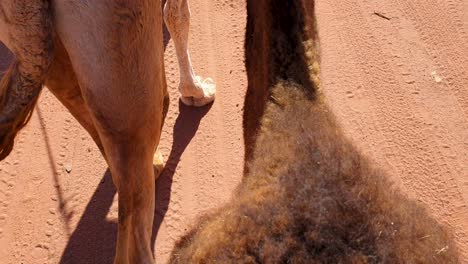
180;76;216;107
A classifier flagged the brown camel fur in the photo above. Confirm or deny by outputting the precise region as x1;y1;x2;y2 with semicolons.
0;0;214;263
169;1;459;263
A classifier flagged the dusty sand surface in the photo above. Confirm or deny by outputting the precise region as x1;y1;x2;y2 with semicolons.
0;1;466;263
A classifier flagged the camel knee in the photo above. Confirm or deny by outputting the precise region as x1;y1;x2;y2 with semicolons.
107;140;155;183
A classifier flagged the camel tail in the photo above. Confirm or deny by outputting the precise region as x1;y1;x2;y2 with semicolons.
0;0;54;160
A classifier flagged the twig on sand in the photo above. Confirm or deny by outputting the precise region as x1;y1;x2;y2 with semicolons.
373;11;391;20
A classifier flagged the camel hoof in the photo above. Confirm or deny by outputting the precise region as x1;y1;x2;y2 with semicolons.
180;76;216;107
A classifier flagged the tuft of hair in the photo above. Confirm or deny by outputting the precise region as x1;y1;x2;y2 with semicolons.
169;0;459;263
0;0;54;160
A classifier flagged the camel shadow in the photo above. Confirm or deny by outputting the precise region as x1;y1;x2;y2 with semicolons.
59;170;117;263
59;101;212;264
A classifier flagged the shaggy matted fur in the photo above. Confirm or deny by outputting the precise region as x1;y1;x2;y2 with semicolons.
169;0;459;263
0;0;53;160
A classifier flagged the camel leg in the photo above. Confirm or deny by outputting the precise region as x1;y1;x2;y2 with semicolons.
77;71;162;264
46;38;167;173
52;1;166;262
84;90;163;264
164;0;215;107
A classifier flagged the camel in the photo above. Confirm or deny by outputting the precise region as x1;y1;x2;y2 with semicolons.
169;0;459;263
0;0;214;263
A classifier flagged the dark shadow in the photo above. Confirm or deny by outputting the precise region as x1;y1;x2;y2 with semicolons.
59;170;117;264
59;101;212;264
151;101;212;250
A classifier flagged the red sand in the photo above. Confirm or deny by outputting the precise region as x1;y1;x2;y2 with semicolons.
0;1;466;263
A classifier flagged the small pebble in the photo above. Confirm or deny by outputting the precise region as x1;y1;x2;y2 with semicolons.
64;163;72;173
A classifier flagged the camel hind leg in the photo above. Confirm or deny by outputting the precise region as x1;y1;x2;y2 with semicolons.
46;37;167;176
164;0;215;107
53;1;166;262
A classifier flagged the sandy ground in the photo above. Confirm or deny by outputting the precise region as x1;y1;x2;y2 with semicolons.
0;0;467;263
